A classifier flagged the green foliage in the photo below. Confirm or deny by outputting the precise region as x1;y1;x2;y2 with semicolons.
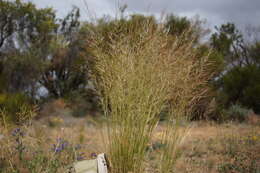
67;89;100;117
0;1;91;99
92;14;158;50
0;93;35;124
39;7;92;98
165;15;191;36
0;0;57;49
249;42;260;64
165;14;207;43
210;23;243;58
1;50;44;95
221;65;260;113
0;0;57;95
210;22;260;115
222;104;251;122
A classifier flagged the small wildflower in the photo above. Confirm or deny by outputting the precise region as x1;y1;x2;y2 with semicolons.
12;128;25;137
76;152;85;161
52;144;63;153
51;138;69;154
61;141;68;150
91;152;97;158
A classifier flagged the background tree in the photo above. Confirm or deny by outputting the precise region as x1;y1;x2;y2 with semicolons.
165;14;208;44
210;23;260;114
39;7;91;98
0;0;57;95
0;0;92;99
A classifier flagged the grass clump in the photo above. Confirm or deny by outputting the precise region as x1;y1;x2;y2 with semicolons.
90;17;212;173
0;93;36;126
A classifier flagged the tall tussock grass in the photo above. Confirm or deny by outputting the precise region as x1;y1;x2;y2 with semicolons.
90;18;212;173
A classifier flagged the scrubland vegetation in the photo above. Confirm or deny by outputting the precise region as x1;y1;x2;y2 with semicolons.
1;115;259;173
0;0;260;173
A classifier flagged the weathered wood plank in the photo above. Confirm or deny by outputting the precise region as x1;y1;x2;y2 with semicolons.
73;159;97;173
72;153;108;173
97;153;108;173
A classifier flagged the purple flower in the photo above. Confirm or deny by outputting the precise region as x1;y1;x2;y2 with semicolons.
51;138;69;154
12;128;25;137
51;144;63;153
91;152;97;158
11;128;26;154
77;152;85;161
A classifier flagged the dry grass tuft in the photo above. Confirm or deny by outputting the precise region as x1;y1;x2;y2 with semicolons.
89;18;213;173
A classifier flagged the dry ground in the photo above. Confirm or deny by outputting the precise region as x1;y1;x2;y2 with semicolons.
0;115;259;173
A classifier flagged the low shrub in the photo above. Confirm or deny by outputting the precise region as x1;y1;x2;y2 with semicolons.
0;93;36;124
66;89;101;117
222;104;251;122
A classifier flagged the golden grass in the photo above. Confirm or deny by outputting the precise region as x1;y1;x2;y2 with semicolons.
89;17;213;173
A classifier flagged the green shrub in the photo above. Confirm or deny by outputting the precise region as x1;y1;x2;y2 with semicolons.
65;89;100;117
223;104;251;122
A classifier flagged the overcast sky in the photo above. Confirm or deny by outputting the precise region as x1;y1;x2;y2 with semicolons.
26;0;260;31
